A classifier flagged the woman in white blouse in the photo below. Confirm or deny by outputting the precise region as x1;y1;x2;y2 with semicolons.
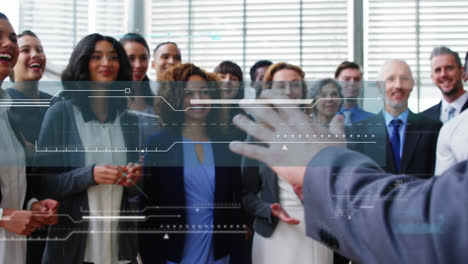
0;12;58;264
35;33;142;264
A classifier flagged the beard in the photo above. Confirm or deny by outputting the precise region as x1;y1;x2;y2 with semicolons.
441;81;462;97
386;98;408;110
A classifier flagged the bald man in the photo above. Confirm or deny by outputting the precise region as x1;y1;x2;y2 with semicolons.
349;60;442;177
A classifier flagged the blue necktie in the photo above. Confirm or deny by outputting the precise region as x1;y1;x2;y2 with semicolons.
447;105;456;122
390;119;403;172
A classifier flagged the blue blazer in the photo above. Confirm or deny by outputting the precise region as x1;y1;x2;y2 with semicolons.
302;147;468;263
34;100;140;264
139;129;244;263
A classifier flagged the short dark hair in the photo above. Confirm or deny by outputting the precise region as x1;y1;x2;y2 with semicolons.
153;41;179;55
0;12;9;21
18;30;38;39
430;46;462;68
249;60;273;82
119;33;153;106
213;60;244;99
334;61;362;79
61;33;132;115
119;32;150;54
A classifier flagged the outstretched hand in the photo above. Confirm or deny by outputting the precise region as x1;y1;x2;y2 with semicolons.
229;90;346;186
271;203;300;225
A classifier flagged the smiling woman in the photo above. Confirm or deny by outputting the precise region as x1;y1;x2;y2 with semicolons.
6;30;54;162
140;63;244;264
34;33;142;264
0;12;59;264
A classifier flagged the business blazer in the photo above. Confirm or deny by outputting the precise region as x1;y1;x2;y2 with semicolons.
241;137;280;237
421;97;468;122
139;129;244;263
34;100;140;264
348;110;442;177
302;146;468;263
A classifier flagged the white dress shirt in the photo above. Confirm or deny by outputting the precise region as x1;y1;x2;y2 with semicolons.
440;91;468;123
0;94;27;264
73;106;129;264
435;109;468;175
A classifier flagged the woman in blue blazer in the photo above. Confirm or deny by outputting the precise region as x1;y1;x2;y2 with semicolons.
140;63;243;264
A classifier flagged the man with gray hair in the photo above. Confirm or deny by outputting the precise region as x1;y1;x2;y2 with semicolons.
349;59;441;176
422;46;468;123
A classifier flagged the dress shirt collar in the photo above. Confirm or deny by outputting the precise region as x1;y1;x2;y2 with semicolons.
441;90;468;116
338;104;360;115
383;108;409;127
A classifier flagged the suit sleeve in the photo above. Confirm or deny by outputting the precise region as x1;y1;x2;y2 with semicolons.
33;103;97;199
302;146;468;263
241;157;274;223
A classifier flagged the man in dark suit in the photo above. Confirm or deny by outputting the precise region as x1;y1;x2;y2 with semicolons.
422;46;468;123
349;60;441;177
228;89;468;263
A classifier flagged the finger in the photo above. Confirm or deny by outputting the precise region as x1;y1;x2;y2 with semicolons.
103;167;125;180
229;142;270;165
29;217;46;229
258;90;311;124
275;209;300;225
237;103;284;133
232;114;275;142
33;216;49;225
285;218;300;225
119;165;129;173
41;199;59;209
329;114;345;136
31;202;47;212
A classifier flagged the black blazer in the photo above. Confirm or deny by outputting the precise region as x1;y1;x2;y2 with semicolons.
139;129;243;263
421;96;468;122
348;111;442;177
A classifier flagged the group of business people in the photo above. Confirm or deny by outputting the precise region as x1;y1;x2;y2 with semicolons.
229;40;468;264
1;10;468;264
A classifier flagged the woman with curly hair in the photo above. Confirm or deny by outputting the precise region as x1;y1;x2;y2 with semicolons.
242;62;333;264
35;33;142;264
140;63;243;264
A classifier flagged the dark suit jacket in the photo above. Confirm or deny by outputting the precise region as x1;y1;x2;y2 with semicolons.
34;101;140;264
139;129;243;263
241;159;279;238
348;110;442;177
303;146;468;263
421;97;468;122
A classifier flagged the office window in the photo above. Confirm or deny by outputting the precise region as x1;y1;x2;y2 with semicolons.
364;0;468;111
19;0;127;81
147;0;351;90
